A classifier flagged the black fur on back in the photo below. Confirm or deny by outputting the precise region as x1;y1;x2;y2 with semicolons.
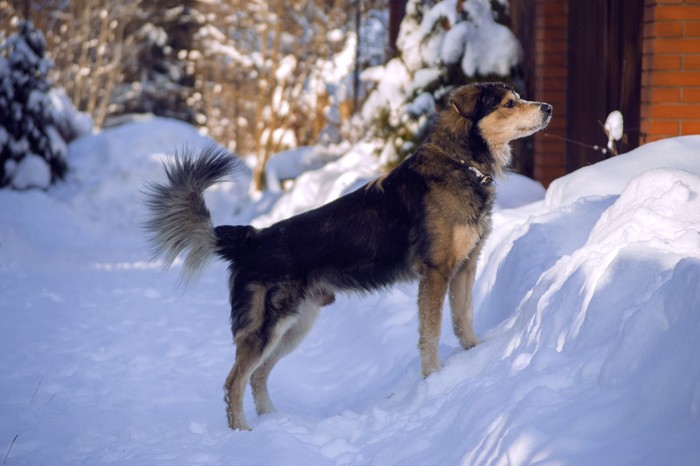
211;85;513;336
217;164;429;292
146;83;517;337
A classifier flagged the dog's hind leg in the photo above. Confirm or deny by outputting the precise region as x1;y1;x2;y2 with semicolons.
225;315;297;430
417;267;450;377
250;300;321;415
224;283;274;431
224;334;264;431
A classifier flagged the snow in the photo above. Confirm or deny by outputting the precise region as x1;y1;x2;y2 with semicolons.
360;58;411;125
458;0;521;76
407;68;442;95
9;153;51;189
544;135;700;209
195;24;256;69
604;110;624;151
326;29;345;43
405;92;436;118
604;110;623;142
275;55;298;82
398;0;520;77
47;88;93;139
1;119;699;465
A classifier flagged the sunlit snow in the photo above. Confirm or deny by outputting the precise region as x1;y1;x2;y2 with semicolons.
1;118;699;465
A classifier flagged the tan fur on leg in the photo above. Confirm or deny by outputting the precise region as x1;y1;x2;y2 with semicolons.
449;259;480;350
417;267;450;376
224;337;263;431
251;301;321;415
226;317;296;429
449;219;491;350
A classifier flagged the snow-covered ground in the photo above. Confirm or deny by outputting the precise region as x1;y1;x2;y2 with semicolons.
1;117;699;465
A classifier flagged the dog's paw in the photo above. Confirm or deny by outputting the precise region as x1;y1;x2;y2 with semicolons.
256;402;277;416
227;410;252;431
228;419;252;431
421;361;442;378
459;335;480;350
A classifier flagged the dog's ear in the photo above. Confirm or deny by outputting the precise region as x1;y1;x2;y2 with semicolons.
450;100;468;118
450;85;481;121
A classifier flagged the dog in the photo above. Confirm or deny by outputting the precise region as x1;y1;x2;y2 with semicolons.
144;82;552;430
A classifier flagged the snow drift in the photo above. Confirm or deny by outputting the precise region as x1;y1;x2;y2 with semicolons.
0;120;698;465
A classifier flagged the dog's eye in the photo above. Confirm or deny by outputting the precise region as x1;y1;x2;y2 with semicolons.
504;99;515;108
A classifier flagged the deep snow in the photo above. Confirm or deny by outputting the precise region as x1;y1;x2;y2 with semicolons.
1;117;699;465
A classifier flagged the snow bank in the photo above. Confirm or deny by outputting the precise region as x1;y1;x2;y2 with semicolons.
1;121;698;465
264;145;345;187
252;142;382;227
57;116;251;236
545;135;700;208
472;160;700;465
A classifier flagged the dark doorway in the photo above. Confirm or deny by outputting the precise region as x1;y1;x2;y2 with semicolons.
567;0;643;172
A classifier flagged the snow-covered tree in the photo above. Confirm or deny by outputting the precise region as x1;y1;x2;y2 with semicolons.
359;0;521;165
24;0;138;130
0;20;91;190
193;0;382;192
111;1;203;125
1;0;388;188
3;0;199;129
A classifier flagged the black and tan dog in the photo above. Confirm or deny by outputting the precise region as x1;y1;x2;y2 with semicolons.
144;82;552;430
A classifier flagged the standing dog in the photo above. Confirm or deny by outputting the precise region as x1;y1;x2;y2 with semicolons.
145;82;552;430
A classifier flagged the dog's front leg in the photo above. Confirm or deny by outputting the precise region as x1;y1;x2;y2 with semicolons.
449;222;490;350
417;267;449;376
448;256;480;350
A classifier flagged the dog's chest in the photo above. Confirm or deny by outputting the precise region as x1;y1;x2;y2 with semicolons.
423;185;492;270
451;222;476;262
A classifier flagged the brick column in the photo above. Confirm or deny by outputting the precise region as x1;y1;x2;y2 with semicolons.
641;0;700;142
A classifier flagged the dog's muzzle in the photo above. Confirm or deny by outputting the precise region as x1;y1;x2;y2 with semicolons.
540;103;553;127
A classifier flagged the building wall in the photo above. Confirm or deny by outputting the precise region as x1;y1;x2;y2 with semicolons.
520;0;699;187
532;0;568;186
641;0;700;142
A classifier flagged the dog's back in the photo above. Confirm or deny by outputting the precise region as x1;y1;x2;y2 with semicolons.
217;161;429;296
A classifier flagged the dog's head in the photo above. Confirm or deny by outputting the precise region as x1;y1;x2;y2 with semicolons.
444;82;552;171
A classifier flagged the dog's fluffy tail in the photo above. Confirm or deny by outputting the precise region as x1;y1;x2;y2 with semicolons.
144;145;240;285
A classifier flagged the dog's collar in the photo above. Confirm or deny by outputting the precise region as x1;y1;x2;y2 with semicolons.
468;165;493;185
452;156;493;186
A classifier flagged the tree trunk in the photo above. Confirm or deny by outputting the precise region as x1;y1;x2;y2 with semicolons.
353;0;361;113
387;0;407;59
252;19;270;192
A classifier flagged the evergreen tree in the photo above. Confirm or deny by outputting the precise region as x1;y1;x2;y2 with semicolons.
112;1;202;124
0;21;90;189
360;0;521;166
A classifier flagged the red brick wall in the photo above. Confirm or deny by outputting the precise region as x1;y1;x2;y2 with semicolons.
641;0;700;142
532;0;568;186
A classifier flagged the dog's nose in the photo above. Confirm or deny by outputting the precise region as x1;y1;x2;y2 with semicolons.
540;103;553;115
